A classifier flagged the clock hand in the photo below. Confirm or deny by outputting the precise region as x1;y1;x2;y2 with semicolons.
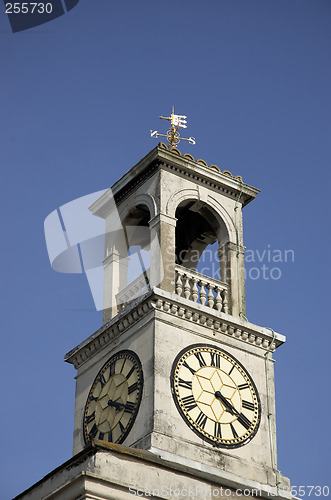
108;400;126;410
214;391;239;416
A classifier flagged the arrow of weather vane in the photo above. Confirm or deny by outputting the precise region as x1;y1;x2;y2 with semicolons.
150;107;196;149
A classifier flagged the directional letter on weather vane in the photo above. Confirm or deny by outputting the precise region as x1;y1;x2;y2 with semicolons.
150;106;196;149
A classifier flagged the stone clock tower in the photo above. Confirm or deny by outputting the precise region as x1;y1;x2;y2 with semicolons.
15;143;292;500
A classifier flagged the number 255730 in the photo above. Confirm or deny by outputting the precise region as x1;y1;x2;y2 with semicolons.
5;3;53;14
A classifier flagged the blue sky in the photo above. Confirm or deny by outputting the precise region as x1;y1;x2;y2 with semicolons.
1;1;330;498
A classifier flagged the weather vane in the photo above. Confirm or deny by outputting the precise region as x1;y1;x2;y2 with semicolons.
150;106;196;149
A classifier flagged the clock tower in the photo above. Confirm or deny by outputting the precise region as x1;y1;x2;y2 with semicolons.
15;143;292;500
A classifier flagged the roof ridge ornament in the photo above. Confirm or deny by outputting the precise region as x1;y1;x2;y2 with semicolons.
150;106;196;149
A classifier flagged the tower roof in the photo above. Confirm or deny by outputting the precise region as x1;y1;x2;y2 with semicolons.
90;144;260;219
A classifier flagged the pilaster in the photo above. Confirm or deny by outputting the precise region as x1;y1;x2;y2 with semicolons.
218;242;246;317
149;213;177;293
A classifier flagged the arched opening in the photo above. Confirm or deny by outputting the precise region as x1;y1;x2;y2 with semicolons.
174;200;229;313
175;200;219;273
123;204;151;277
116;204;152;308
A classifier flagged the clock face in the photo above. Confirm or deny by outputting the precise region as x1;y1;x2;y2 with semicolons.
83;350;143;445
171;344;261;448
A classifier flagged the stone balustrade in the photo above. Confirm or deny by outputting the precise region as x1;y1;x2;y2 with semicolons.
175;265;229;314
116;266;229;315
116;271;150;311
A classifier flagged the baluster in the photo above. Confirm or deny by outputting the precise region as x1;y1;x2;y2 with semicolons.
207;284;214;308
222;289;228;313
184;275;191;300
175;272;183;296
200;281;207;305
215;287;223;311
191;278;198;302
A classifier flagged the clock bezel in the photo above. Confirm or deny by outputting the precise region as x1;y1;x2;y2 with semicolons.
83;349;144;445
170;343;261;449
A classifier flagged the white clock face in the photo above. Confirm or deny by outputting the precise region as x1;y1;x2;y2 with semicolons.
171;344;261;448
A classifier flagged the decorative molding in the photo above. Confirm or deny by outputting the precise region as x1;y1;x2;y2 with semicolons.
106;146;259;212
65;288;284;370
159;142;243;181
152;290;280;352
148;212;177;229
166;187;237;244
114;162;160;206
64;296;155;370
134;193;157;219
163;161;241;203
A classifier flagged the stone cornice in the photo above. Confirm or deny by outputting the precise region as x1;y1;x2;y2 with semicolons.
89;145;260;219
152;288;285;350
64;288;285;370
64;293;155;369
13;439;291;500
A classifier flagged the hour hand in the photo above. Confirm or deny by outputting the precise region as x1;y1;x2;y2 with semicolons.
215;391;238;415
108;400;125;410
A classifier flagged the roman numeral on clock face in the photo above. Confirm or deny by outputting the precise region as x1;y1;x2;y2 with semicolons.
195;411;207;429
178;378;192;389
210;352;221;368
194;352;206;367
120;358;126;373
99;374;106;388
128;382;138;394
230;423;238;438
126;366;135;380
183;361;196;375
85;412;95;424
181;395;197;412
214;421;222;438
238;383;249;390
124;402;135;413
242;400;255;411
89;423;98;438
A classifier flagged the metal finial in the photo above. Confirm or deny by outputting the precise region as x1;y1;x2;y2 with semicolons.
150;106;196;149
